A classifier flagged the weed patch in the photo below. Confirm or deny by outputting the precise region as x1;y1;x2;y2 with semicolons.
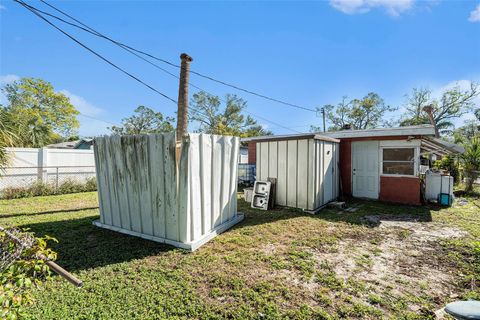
0;187;478;319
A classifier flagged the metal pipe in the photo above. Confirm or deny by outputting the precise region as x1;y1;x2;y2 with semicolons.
45;260;83;288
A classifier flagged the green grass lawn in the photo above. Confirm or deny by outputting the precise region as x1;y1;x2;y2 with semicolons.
1;188;479;319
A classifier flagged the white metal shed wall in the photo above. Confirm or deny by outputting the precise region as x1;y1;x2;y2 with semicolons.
256;138;339;211
93;133;243;251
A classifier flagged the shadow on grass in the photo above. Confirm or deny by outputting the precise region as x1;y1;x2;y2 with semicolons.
0;207;100;219
16;198;439;272
454;189;480;198
18;216;175;272
236;197;435;230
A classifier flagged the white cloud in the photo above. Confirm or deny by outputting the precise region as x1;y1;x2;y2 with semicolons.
329;0;415;16
60;90;103;117
431;79;479;102
60;90;113;136
0;74;19;85
77;116;111;137
0;74;20;104
431;79;480;127
468;4;480;22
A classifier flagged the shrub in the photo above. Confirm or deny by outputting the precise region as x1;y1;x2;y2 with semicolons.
460;136;480;193
0;182;55;199
433;154;460;183
57;179;85;194
0;177;97;200
84;177;97;191
0;228;57;319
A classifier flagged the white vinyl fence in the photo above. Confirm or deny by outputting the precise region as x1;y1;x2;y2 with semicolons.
0;148;96;192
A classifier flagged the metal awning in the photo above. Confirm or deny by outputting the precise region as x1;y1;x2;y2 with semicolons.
420;137;464;156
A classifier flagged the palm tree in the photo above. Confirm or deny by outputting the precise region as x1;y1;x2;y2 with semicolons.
0;110;17;171
460;136;480;193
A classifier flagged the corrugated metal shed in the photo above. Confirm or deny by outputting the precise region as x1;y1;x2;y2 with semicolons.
93;133;243;251
255;135;340;212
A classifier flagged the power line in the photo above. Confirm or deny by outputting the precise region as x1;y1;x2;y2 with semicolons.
15;0;217;126
243;110;303;134
25;2;301;133
262;124;313;130
14;0;177;105
36;0;318;113
21;0;181;81
189;89;302;134
16;0;303;134
77;113;119;127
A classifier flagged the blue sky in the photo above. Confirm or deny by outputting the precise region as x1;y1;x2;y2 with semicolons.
1;0;479;136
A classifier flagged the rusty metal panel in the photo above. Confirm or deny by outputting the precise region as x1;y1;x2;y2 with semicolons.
93;133;243;251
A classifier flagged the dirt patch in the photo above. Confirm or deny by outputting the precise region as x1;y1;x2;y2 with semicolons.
193;212;474;317
303;216;470;314
364;215;468;240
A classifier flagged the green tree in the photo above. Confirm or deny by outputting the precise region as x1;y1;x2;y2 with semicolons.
190;91;272;137
0;110;18;170
460;135;480;193
1;78;80;147
400;83;479;135
313;93;395;131
453;119;480;144
109;106;175;135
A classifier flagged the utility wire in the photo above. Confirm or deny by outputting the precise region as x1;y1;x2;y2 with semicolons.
14;0;177;105
78;113;119;127
37;0;317;113
189;89;302;134
15;0;216;126
22;1;301;133
16;0;302;133
23;1;181;80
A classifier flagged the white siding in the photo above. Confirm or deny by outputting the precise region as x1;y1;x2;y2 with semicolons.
287;140;298;208
276;141;287;206
255;138;339;211
93;133;243;251
297;140;309;209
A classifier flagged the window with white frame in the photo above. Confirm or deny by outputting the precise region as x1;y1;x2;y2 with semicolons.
382;148;415;176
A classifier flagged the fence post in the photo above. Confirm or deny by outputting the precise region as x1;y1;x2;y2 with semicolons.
37;148;48;184
55;167;59;189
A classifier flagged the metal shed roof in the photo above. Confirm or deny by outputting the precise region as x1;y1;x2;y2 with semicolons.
241;133;340;143
321;125;436;139
421;137;465;154
242;125;464;154
242;125;435;143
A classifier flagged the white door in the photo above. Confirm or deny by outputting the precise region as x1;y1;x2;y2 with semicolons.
323;143;333;203
352;141;379;199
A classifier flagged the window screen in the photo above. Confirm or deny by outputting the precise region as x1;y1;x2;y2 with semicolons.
383;148;414;161
382;148;415;176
